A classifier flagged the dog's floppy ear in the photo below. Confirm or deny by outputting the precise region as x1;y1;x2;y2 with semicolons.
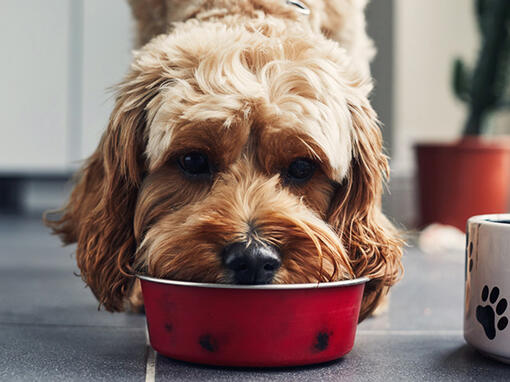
327;99;403;321
45;57;166;311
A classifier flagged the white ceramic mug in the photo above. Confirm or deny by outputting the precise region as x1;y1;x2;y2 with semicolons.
464;214;510;363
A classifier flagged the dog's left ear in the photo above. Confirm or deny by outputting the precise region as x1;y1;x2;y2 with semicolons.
327;98;403;321
45;48;168;311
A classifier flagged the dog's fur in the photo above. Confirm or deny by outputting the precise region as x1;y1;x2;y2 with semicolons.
46;0;403;321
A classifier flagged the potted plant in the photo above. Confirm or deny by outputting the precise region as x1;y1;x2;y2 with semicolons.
415;0;510;231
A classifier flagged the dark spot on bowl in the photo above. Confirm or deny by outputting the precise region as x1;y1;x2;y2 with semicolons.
313;331;332;352
199;334;218;353
164;323;173;332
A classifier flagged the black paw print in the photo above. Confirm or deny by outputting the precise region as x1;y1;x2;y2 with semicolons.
466;239;474;273
476;285;509;340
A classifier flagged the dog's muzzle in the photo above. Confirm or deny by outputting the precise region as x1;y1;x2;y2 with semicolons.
222;242;281;285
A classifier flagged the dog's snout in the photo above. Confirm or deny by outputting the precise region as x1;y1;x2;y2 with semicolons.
223;242;281;285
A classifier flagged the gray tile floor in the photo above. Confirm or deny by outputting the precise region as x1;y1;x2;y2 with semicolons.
1;215;509;381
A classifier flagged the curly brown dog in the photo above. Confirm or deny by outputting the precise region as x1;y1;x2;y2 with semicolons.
47;0;403;321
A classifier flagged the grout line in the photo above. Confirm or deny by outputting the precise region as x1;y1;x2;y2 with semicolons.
358;330;463;336
0;321;463;337
145;346;157;382
0;322;144;330
145;323;157;382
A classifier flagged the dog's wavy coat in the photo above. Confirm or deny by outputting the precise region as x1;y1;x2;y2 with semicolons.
47;0;403;321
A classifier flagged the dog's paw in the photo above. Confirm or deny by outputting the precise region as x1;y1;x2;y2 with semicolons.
126;279;145;314
466;238;474;273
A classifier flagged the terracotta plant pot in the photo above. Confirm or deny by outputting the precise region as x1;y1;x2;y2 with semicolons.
415;138;510;231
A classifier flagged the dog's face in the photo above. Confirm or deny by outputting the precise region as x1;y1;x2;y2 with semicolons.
133;24;361;285
48;21;402;319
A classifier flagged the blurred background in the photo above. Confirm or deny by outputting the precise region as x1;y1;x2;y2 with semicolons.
0;0;509;229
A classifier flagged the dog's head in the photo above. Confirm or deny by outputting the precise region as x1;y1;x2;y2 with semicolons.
48;21;402;319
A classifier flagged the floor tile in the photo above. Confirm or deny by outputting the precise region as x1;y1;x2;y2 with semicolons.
3;215;510;381
0;324;146;382
155;334;510;382
0;216;145;328
360;247;465;331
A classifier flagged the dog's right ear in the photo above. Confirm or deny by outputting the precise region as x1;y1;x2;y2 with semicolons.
326;97;403;322
45;51;167;312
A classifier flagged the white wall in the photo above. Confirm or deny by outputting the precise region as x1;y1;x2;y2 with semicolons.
0;0;71;173
392;0;478;174
0;0;133;174
81;0;133;161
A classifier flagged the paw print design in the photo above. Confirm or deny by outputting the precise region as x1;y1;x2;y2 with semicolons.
466;239;474;273
476;285;509;340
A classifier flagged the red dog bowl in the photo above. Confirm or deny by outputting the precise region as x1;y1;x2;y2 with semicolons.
139;275;368;367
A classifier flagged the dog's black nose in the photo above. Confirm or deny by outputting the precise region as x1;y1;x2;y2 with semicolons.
222;242;281;285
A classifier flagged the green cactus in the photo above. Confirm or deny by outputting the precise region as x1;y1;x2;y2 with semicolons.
452;0;510;136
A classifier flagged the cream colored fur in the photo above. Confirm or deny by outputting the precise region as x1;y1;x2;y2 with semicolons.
128;0;375;76
46;0;403;321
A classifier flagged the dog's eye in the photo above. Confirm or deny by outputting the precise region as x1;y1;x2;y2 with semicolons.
178;152;210;176
286;158;316;183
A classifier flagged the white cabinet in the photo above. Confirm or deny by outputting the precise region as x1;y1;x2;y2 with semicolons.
0;0;133;174
81;0;133;161
0;0;71;173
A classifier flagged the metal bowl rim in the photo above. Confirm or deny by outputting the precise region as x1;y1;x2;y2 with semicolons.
137;275;370;290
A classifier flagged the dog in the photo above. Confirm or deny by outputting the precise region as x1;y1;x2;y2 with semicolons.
46;0;403;322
